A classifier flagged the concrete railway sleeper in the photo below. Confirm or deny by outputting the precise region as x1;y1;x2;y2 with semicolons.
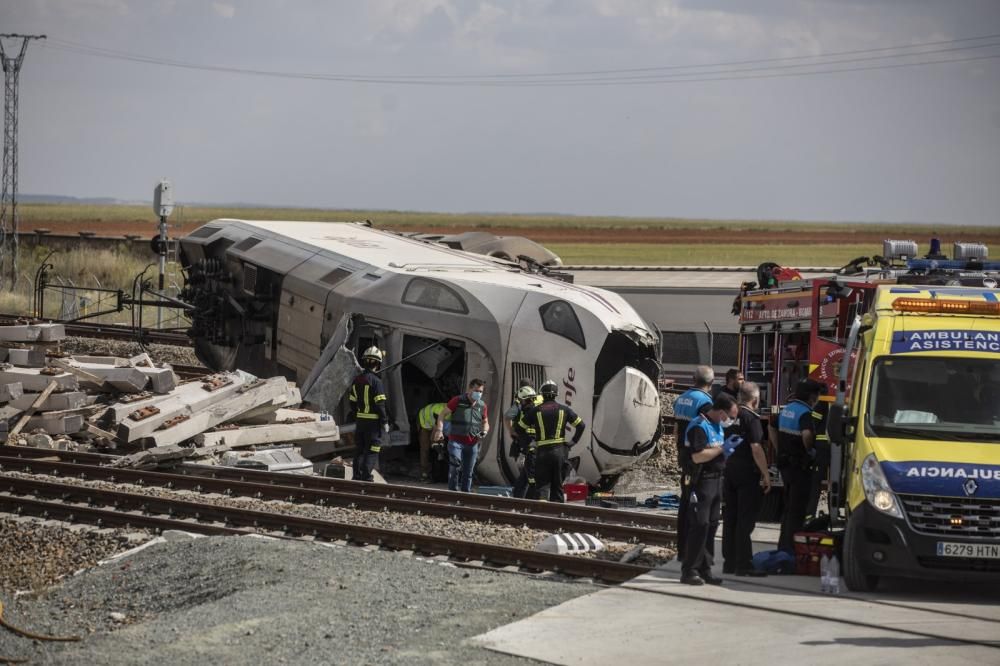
0;456;675;546
0;477;652;584
0;446;677;531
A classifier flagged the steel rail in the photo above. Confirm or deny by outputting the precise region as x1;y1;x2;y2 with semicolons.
0;476;652;583
0;446;678;530
0;313;193;347
0;456;674;545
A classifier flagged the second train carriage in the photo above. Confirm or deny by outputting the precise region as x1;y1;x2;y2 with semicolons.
178;219;662;487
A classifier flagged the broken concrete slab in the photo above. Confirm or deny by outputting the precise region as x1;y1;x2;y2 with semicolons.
0;323;65;342
115;373;253;442
10;390;87;412
24;413;85;435
192;418;340;449
113;444;195;469
225;386;302;424
0;382;23;403
65;363;149;393
220;447;314;474
6;348;47;368
69;356;177;394
0;367;78;392
141;377;296;448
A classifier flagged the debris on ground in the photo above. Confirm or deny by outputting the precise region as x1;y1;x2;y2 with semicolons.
0;323;344;472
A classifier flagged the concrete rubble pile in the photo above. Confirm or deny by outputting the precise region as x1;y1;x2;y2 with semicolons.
0;322;343;471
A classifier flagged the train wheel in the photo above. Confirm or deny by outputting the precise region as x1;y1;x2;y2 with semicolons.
843;511;880;592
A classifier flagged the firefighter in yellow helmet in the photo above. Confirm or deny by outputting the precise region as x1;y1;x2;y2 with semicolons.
349;346;388;482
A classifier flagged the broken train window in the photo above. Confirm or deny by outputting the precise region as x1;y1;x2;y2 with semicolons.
402;277;469;314
539;300;585;349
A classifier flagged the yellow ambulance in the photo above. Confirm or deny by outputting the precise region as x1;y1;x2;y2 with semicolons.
828;284;1000;591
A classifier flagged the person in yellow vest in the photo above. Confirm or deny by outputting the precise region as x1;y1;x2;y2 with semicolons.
416;402;448;482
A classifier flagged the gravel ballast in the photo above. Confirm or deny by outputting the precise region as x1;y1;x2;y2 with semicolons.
0;532;594;665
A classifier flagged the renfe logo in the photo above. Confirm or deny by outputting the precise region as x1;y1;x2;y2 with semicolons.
891;330;1000;354
882;461;1000;499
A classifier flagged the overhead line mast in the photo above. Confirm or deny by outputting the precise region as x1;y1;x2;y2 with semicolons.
0;33;45;289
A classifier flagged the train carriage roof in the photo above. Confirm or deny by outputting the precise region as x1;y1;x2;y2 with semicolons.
194;219;650;331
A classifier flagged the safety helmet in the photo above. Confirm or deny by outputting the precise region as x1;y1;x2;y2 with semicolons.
516;386;537;401
361;346;383;363
540;380;558;398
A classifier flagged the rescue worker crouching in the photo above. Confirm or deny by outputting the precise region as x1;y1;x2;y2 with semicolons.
416;401;448;482
771;379;826;553
435;379;490;493
349;347;389;483
681;393;738;586
673;366;715;559
519;380;586;503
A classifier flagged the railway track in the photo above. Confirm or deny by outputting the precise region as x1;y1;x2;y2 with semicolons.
0;446;677;532
0;446;675;583
0;313;193;347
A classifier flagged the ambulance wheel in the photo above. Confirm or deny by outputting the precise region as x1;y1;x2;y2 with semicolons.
843;512;880;592
757;488;784;523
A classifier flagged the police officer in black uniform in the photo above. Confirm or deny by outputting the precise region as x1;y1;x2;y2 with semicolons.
681;393;738;586
721;382;772;576
521;380;585;502
349;346;389;482
773;379;825;552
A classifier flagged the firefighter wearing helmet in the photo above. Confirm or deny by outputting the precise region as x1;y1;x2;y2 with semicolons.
349;346;389;482
518;379;586;502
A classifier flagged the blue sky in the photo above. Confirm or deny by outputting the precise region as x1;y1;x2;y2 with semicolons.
4;1;1000;224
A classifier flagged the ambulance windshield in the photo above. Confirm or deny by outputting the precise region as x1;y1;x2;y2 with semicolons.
867;357;1000;442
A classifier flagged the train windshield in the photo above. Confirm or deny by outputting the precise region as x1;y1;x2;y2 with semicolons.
867;357;1000;442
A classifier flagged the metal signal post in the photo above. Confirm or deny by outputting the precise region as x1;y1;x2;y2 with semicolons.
152;179;174;327
0;33;45;289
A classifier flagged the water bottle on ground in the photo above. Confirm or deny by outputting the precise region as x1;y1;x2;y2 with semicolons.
829;555;841;595
820;553;830;593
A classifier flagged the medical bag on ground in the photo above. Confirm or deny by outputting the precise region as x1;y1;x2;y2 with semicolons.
793;531;840;576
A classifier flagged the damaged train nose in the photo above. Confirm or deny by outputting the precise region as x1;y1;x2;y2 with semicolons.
591;367;661;474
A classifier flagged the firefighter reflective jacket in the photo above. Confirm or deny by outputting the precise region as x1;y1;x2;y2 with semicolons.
349;370;387;428
520;400;584;447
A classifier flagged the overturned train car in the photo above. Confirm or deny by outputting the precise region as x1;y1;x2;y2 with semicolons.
178;220;660;487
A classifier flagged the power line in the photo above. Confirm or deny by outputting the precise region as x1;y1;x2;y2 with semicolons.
40;34;1000;87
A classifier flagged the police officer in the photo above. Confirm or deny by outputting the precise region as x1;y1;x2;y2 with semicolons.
349;347;389;482
774;379;825;552
521;380;585;502
673;365;715;557
721;382;772;576
681;393;738;586
509;385;542;498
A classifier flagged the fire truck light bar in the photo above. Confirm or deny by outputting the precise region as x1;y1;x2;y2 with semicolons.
892;298;1000;316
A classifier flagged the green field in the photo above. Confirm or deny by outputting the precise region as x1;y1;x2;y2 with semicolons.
17;203;997;235
548;243;877;266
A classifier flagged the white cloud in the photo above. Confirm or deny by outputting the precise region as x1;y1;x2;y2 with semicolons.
212;2;236;19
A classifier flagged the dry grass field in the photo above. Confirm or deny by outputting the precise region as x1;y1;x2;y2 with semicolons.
18;201;997;268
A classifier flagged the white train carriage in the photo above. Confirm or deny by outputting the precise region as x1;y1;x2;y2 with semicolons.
178;220;661;487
